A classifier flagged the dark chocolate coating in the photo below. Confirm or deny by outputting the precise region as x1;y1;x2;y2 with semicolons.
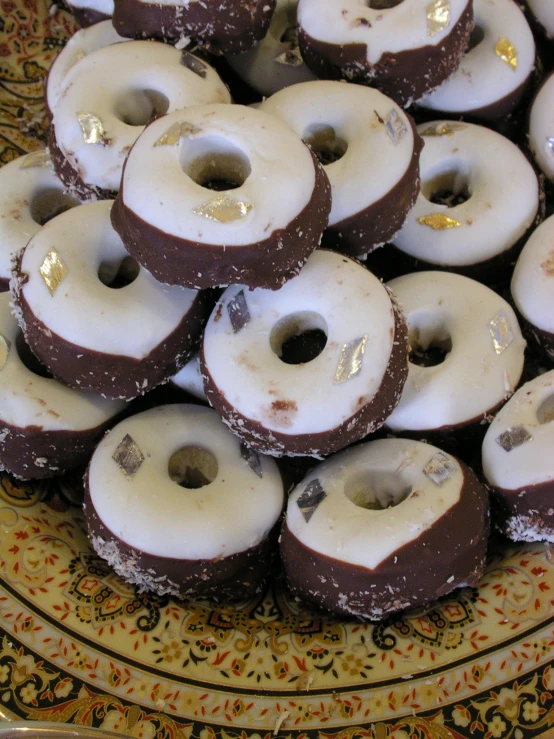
11;251;212;400
0;278;9;293
488;479;554;542
112;0;275;54
84;469;282;601
111;148;332;291
515;310;554;364
280;460;489;620
201;281;409;457
67;3;111;27
321;118;424;257
297;0;474;108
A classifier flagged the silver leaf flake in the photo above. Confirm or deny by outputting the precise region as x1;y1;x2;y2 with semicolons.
153;120;201;147
77;111;107;145
547;137;554;155
423;452;456;486
334;335;368;385
297;479;327;523
495;426;533;452
20;150;51;169
274;47;303;67
385;109;407;145
240;443;263;478
39;249;68;297
227;290;251;333
488;310;514;355
427;0;450;37
112;434;145;478
0;334;11;371
193;195;253;223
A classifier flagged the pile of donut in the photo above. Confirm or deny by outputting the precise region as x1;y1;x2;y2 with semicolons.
1;0;553;621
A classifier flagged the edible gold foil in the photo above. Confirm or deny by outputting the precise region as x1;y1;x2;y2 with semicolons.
417;213;461;230
496;426;533;452
0;334;10;371
274;47;303;66
385;109;407;145
240;443;263;478
227;290;251;333
488;310;514;355
112;434;145;478
419;122;465;137
153;121;201;147
20;150;51;169
423;451;456;486
495;36;518;71
426;0;450;37
193;195;253;223
39;249;68;297
334;335;368;385
77;111;107;145
297;479;327;523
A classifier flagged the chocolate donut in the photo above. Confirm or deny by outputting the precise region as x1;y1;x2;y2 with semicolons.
0;293;125;480
11;200;209;400
511;214;554;362
64;0;113;27
391;121;540;276
385;271;526;449
112;0;276;54
281;437;489;619
528;72;554;184
418;0;536;121
482;370;554;542
0;151;80;293
85;404;285;600
297;0;474;107
111;104;332;290
49;42;231;200
201;249;409;457
259;80;423;257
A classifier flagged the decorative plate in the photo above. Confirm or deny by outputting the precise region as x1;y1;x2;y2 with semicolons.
1;2;554;738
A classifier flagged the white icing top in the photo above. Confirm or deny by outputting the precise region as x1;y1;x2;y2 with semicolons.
52;42;231;192
511;215;554;335
527;0;554;37
286;437;464;569
529;72;554;183
0;152;80;282
171;353;207;401
297;0;469;66
47;21;127;113
386;271;526;431
0;292;123;431
88;404;284;559
19;200;199;358
202;249;396;438
393;121;539;266
121;104;316;247
419;0;535;114
482;370;554;490
69;0;113;13
259;80;415;227
226;0;315;96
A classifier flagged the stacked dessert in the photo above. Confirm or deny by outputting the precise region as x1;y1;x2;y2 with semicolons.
0;0;553;620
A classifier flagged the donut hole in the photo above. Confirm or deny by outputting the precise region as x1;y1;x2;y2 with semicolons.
409;326;452;367
345;470;412;510
15;331;53;379
168;446;218;489
303;124;348;166
537;395;554;424
30;188;80;226
98;256;140;290
422;167;471;208
467;24;485;52
115;89;169;126
270;311;328;365
366;0;406;8
182;137;251;191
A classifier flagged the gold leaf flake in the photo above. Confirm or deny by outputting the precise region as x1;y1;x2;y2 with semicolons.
334;335;368;385
77;111;107;145
488;310;514;355
385;109;407;145
193;195;253;223
274;47;303;67
496;426;532;452
297;479;327;523
427;0;450;37
419;122;465;137
423;452;456;486
20;150;51;169
39;249;68;297
112;434;145;478
417;213;461;230
153;121;201;147
495;36;518;71
0;334;11;371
